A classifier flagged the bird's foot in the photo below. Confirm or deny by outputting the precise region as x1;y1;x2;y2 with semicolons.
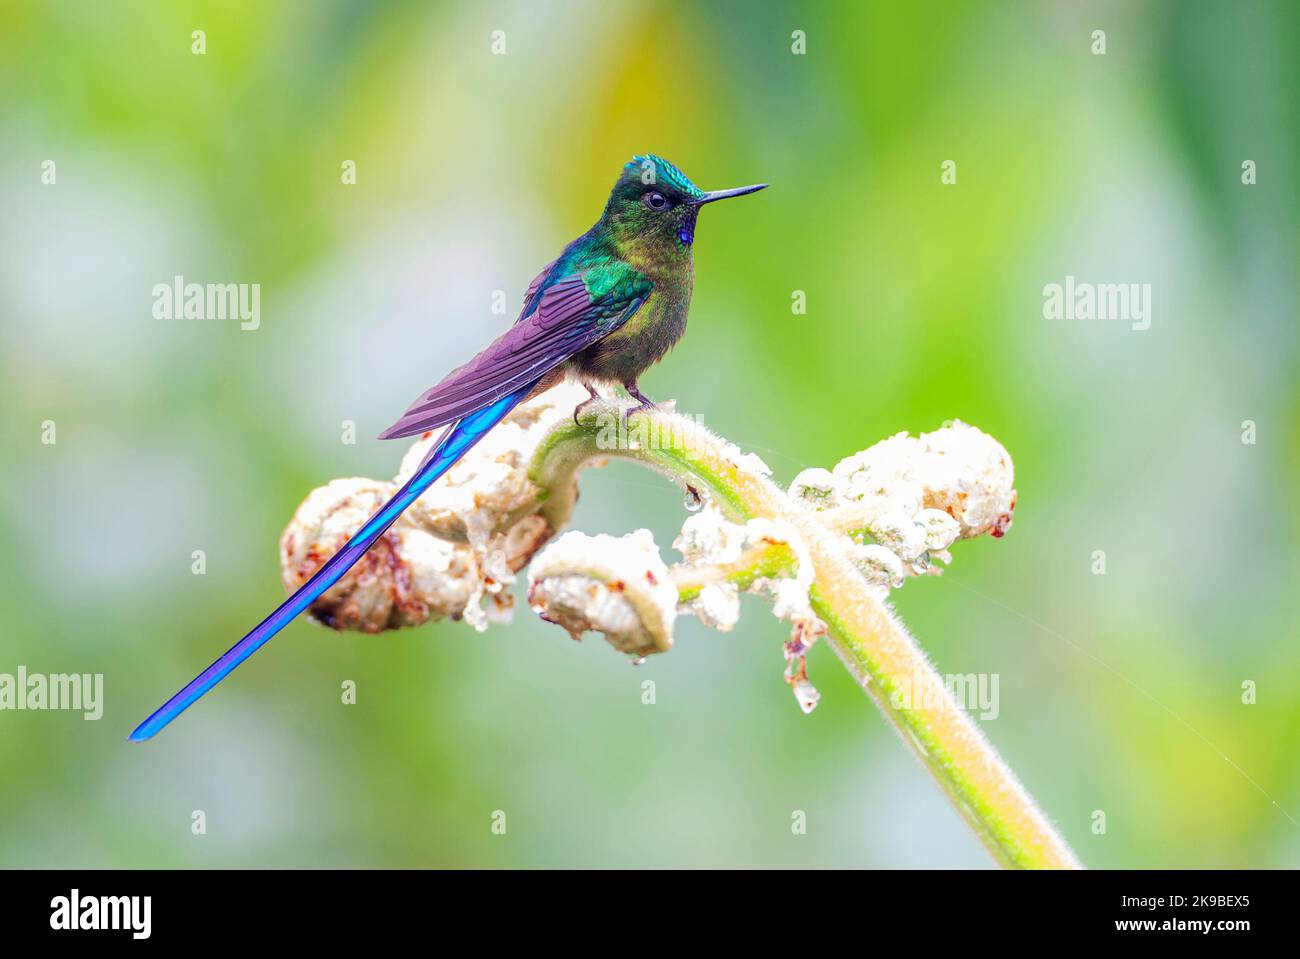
572;383;602;426
618;382;658;429
624;381;658;415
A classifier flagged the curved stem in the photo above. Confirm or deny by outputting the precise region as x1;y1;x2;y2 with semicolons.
529;401;1082;869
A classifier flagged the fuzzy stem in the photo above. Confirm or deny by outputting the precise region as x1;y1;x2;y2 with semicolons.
529;400;1081;869
671;540;798;601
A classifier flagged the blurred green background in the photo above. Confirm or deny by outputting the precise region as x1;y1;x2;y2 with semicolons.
1;0;1296;868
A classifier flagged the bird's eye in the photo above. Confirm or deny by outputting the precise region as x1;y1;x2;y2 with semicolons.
642;190;669;211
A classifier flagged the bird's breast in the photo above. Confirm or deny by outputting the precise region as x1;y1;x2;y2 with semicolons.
573;285;691;384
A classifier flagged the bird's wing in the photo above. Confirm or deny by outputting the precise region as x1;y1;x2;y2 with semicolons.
522;257;557;313
379;263;650;439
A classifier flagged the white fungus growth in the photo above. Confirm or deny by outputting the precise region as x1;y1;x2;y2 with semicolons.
832;420;1016;541
673;507;815;628
846;541;907;589
395;381;591;541
278;386;1015;716
672;505;824;711
279;384;588;632
789;467;843;508
690;583;741;632
918;508;962;550
527;529;677;658
748;517;815;623
280;477;479;632
675;506;746;564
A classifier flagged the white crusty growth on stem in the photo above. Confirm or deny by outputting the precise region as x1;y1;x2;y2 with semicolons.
527;529;677;658
278;384;1078;869
280;384;591;632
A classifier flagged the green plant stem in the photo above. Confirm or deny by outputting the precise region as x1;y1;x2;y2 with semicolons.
529;401;1082;869
671;541;797;601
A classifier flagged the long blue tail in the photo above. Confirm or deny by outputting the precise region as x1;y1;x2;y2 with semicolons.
129;387;534;742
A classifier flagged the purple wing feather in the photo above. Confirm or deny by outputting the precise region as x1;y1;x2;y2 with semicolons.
378;268;644;440
523;258;557;310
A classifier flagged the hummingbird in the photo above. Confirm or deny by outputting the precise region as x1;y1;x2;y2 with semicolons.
130;155;766;741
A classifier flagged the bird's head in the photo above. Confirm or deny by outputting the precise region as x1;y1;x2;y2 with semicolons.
600;155;765;272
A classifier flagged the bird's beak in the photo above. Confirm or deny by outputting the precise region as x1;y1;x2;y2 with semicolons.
695;183;768;205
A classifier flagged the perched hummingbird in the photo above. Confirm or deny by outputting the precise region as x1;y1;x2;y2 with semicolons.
130;155;766;741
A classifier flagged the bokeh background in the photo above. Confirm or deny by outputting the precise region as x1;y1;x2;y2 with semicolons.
0;0;1296;868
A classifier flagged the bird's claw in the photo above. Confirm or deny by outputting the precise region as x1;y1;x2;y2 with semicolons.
573;383;603;426
621;382;658;426
618;401;658;433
